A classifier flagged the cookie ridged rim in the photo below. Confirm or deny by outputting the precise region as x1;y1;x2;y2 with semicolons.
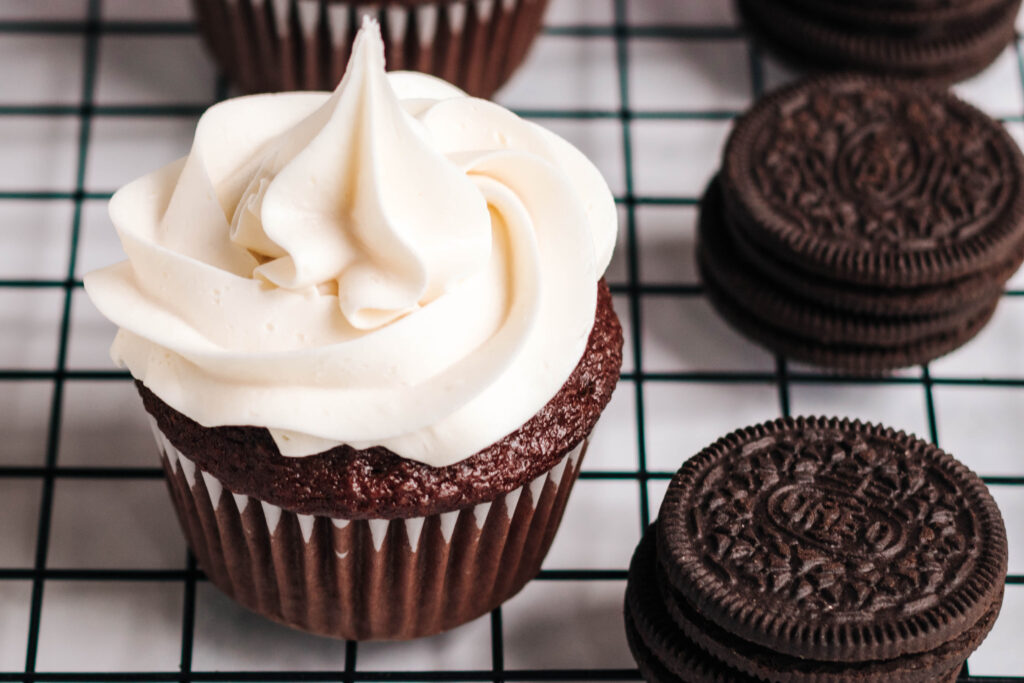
743;17;1005;85
779;0;1014;32
625;529;753;683
738;0;1019;73
722;75;1024;288
721;194;1016;318
699;255;999;373
657;416;1009;662
656;550;1001;682
629;529;979;683
697;178;998;347
625;615;713;683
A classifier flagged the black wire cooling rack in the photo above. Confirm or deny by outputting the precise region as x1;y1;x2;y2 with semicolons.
0;0;1022;680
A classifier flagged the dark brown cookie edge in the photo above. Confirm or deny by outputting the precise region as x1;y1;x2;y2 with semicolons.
697;177;997;347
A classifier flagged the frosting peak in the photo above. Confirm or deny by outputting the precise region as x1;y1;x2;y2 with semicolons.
231;22;492;329
85;20;617;466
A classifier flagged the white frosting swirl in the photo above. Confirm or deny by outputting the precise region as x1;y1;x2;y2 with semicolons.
84;20;616;467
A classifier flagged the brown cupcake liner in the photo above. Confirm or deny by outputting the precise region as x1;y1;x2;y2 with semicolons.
147;416;587;640
191;0;549;98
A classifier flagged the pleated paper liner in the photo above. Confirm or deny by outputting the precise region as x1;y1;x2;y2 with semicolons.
148;417;587;640
192;0;550;98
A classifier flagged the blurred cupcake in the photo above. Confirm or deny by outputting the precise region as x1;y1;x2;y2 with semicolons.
84;20;621;640
192;0;550;98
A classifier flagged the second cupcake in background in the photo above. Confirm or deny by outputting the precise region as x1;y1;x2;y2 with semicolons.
85;19;621;640
192;0;550;98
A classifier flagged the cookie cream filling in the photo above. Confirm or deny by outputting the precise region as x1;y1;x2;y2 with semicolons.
84;19;616;466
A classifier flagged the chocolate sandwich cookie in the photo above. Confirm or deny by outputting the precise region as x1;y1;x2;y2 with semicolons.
722;75;1024;288
738;0;1020;82
658;417;1008;664
723;206;1015;319
699;75;1024;372
625;530;760;683
783;0;1013;32
627;528;971;683
699;255;998;373
698;178;993;348
655;544;1001;682
623;416;1008;683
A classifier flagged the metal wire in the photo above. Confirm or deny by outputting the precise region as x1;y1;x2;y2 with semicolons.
0;0;1021;681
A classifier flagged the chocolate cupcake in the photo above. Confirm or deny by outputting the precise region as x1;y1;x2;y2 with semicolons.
84;20;621;640
192;0;550;98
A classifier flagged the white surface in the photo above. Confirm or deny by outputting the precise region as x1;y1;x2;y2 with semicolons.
192;583;352;671
788;383;932;439
65;288;118;369
970;584;1024;676
0;480;42;568
101;0;191;20
94;35;216;104
952;45;1024;118
0;201;73;280
0;36;84;105
59;380;156;467
607;204;631;285
0;582;32;670
630;118;732;197
538;117;627;195
627;0;739;26
613;293;635;373
0;381;51;467
47;478;185;568
35;581;183;671
0;1;85;20
502;579;634;669
544;0;614;26
497;35;620;110
636;204;700;284
84;115;199;193
583;379;640;471
0;289;63;369
0;0;1021;678
74;199;125;278
990;485;1024;576
0;116;79;191
629;38;752;111
544;478;642;569
934;385;1024;476
641;296;776;372
643;381;780;472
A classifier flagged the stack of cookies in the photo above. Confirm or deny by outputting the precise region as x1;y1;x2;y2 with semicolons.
625;416;1008;683
699;75;1024;373
738;0;1021;82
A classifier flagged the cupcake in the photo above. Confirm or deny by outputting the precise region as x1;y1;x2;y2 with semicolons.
192;0;550;98
84;19;621;640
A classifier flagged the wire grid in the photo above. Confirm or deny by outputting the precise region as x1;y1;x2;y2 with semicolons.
0;0;1022;680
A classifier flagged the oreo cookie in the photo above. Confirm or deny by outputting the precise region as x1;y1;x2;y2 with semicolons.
699;254;999;373
625;532;761;683
738;0;1021;82
699;179;994;348
699;75;1024;372
624;417;1008;683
